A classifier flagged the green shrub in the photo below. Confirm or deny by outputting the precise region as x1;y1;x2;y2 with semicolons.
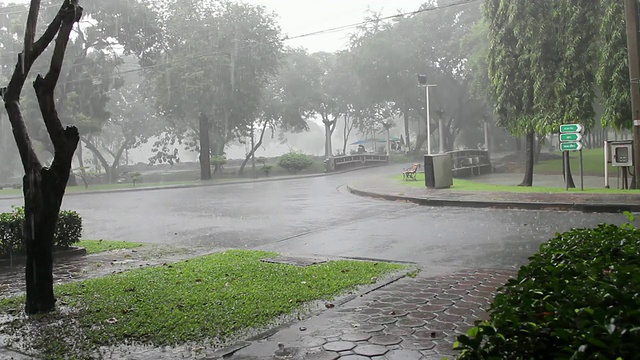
455;216;640;359
0;207;23;258
277;152;314;174
0;207;83;257
211;155;227;175
53;210;83;248
129;172;142;186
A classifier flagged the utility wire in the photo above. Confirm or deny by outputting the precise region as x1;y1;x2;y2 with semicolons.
285;0;480;41
1;0;480;87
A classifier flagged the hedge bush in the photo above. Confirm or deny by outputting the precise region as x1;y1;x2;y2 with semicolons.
455;215;640;359
277;152;314;174
0;207;82;258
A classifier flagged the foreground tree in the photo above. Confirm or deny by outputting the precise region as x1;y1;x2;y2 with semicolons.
0;0;82;314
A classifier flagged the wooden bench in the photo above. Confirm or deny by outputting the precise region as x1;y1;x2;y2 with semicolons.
402;163;421;181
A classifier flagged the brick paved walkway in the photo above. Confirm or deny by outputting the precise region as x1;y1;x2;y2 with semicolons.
227;269;515;360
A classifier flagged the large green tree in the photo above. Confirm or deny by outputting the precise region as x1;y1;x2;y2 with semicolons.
238;48;317;176
483;0;600;186
0;0;160;183
597;0;631;130
148;0;283;180
347;2;484;154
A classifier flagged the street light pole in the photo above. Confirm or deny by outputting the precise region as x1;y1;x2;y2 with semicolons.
426;84;431;155
418;75;436;155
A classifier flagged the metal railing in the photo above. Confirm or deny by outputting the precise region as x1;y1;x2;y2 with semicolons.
325;154;389;172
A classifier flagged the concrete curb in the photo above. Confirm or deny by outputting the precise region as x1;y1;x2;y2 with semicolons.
347;185;640;213
0;165;388;201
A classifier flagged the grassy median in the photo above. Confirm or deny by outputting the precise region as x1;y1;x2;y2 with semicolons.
76;240;144;254
395;173;638;194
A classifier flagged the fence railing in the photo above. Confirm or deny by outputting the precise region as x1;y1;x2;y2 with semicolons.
325;154;389;172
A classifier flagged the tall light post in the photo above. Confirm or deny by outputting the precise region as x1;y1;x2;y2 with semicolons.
418;75;437;155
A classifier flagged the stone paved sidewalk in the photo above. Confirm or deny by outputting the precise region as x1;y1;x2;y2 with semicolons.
225;268;515;360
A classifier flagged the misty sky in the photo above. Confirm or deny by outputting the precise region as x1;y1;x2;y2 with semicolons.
0;0;427;160
3;0;426;53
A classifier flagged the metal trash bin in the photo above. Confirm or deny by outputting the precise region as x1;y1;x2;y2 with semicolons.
424;154;453;189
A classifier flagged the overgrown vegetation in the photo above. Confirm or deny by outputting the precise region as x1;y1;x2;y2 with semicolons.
0;250;406;358
277;152;314;174
0;207;82;258
455;214;640;359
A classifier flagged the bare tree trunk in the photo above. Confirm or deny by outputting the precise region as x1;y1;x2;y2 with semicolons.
515;136;522;153
519;130;535;186
82;138;114;183
403;101;411;153
534;135;543;164
0;0;82;314
239;121;268;176
413;133;426;156
324;119;332;157
199;113;212;180
563;151;576;188
342;115;355;155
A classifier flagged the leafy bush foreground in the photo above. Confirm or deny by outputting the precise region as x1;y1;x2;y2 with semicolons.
455;215;640;359
0;207;82;258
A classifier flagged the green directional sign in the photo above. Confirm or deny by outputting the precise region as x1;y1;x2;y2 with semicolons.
560;142;583;151
560;133;583;142
560;124;583;133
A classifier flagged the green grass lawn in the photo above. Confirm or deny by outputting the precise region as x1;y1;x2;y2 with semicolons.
76;240;144;254
0;250;407;358
535;148;617;177
394;173;640;194
0;164;329;197
0;178;249;197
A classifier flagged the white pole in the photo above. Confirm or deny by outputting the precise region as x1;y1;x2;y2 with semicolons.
604;140;610;188
484;121;490;151
438;117;445;153
426;86;431;155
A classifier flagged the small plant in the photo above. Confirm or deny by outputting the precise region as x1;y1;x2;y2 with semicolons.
129;172;142;186
261;165;272;177
455;219;640;359
278;152;313;174
74;166;99;189
211;155;227;175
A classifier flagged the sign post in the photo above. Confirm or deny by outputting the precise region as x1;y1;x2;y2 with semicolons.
559;124;584;191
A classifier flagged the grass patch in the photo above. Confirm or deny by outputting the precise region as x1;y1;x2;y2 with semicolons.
394;173;640;194
535;148;617;177
76;240;144;254
0;180;196;196
0;250;406;358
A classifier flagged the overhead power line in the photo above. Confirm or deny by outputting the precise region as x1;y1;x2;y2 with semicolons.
0;0;480;87
285;0;480;41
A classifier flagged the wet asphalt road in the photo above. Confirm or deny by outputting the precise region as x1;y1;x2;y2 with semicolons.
0;166;625;271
